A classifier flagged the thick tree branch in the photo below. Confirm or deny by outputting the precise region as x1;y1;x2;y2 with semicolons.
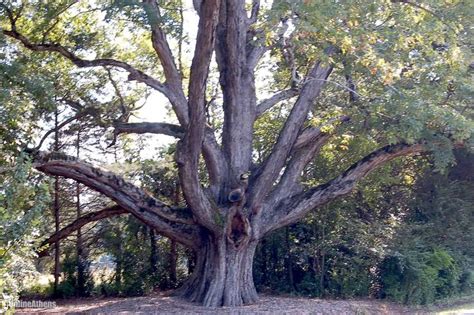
142;1;188;124
143;0;181;87
142;1;226;193
250;60;334;205
247;0;260;25
246;40;267;71
2;22;190;128
256;88;299;116
32;153;199;248
37;205;127;257
263;143;425;234
202;131;228;194
293;116;351;150
266;116;351;208
2;9;225;192
218;0;258;176
178;0;221;232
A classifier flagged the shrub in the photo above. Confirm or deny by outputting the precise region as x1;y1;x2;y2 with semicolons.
380;248;460;304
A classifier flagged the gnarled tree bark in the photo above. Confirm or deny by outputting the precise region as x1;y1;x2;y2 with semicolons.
2;0;461;307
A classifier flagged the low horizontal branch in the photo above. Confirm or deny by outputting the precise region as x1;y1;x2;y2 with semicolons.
32;152;199;248
113;122;227;191
264;142;426;234
37;205;127;257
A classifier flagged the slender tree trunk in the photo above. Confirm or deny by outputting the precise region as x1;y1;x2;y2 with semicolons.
169;239;177;287
168;182;180;287
149;229;158;274
177;234;259;307
285;227;295;291
53;176;60;295
260;239;268;285
75;181;86;295
53;110;61;296
75;129;87;296
186;249;195;276
320;225;326;296
320;251;326;296
115;242;122;289
272;236;278;277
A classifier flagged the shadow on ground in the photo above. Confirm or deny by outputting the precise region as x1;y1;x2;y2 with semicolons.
15;293;465;314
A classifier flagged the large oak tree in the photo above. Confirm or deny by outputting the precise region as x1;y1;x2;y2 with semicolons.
1;0;472;307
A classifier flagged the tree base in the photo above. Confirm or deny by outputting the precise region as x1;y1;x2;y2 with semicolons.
176;236;259;307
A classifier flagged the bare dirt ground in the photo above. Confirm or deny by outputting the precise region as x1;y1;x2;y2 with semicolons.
14;292;473;315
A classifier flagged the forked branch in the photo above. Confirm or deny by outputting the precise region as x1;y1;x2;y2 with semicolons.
256;88;299;116
142;0;188;124
264;143;425;233
250;60;334;204
266;116;351;208
177;0;221;232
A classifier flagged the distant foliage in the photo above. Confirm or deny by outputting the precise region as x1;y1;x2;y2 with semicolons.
379;150;474;304
96;216;189;297
380;249;460;304
254;150;473;304
54;251;94;298
0;155;49;312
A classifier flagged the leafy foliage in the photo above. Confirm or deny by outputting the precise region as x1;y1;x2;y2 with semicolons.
96;215;188;296
0;155;49;312
254;149;473;304
380;249;460;304
0;0;472;308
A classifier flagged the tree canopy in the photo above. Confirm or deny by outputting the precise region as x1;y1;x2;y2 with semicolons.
0;0;472;308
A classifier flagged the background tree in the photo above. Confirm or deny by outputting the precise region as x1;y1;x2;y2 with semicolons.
0;156;49;312
0;40;52;312
1;0;472;307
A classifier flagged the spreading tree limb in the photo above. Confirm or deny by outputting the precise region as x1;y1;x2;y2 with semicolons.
33;153;199;248
266;116;351;208
114;122;184;138
2;29;169;96
250;60;334;204
37;205;127;257
142;0;189;124
263;143;425;233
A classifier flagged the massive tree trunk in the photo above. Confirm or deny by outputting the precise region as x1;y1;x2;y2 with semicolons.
3;0;460;308
31;135;426;307
178;234;258;307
